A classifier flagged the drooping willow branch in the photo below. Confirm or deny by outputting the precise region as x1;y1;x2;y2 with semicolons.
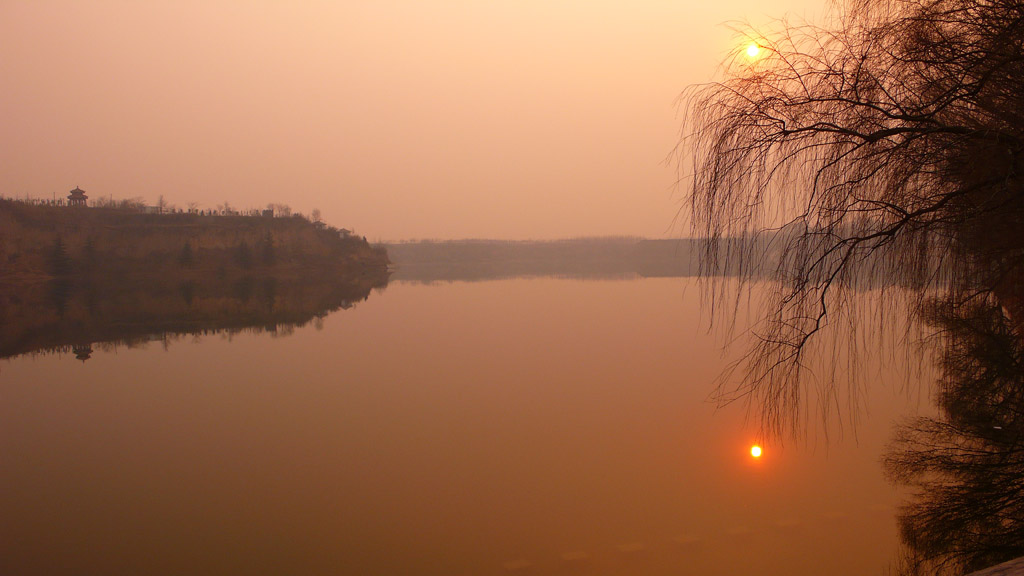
679;0;1024;436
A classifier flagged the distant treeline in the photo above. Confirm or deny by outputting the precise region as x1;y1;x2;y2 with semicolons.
384;236;907;287
0;198;388;282
384;237;703;282
8;193;310;220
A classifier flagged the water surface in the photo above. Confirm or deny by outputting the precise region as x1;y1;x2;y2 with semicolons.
1;277;918;575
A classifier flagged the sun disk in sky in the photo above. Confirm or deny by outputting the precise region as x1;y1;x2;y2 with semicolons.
745;43;761;58
751;445;763;458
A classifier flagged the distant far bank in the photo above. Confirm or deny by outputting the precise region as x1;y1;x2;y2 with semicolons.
382;237;704;283
382;236;907;288
0;197;389;284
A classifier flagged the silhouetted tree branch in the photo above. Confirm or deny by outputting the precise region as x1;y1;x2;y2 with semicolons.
680;0;1024;435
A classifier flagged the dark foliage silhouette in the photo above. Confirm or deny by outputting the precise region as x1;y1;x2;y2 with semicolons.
885;297;1024;575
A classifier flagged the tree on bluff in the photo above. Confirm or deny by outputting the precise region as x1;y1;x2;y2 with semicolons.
681;0;1024;435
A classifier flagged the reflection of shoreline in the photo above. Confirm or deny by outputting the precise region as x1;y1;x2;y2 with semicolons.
885;298;1024;575
0;269;389;360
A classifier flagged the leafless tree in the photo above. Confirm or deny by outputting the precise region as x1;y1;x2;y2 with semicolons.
269;203;291;218
680;0;1024;435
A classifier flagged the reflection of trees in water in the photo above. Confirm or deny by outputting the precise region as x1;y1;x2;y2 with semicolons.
0;270;389;360
885;297;1024;575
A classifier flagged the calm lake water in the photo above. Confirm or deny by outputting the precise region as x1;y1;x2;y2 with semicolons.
1;276;921;575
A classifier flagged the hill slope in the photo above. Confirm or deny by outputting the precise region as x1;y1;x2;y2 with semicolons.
0;199;389;282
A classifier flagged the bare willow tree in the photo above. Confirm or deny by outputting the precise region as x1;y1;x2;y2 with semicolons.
681;0;1024;435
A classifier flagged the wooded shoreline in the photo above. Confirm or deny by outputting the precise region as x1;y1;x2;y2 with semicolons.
0;198;391;358
0;198;389;283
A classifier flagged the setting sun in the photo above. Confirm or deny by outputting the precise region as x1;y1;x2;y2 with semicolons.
745;42;761;58
751;445;763;458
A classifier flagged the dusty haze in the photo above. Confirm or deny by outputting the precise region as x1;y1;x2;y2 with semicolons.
0;0;823;240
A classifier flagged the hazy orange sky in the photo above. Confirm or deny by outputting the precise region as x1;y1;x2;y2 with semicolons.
1;1;825;240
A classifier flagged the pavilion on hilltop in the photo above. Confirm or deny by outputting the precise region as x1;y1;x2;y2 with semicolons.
67;186;88;207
